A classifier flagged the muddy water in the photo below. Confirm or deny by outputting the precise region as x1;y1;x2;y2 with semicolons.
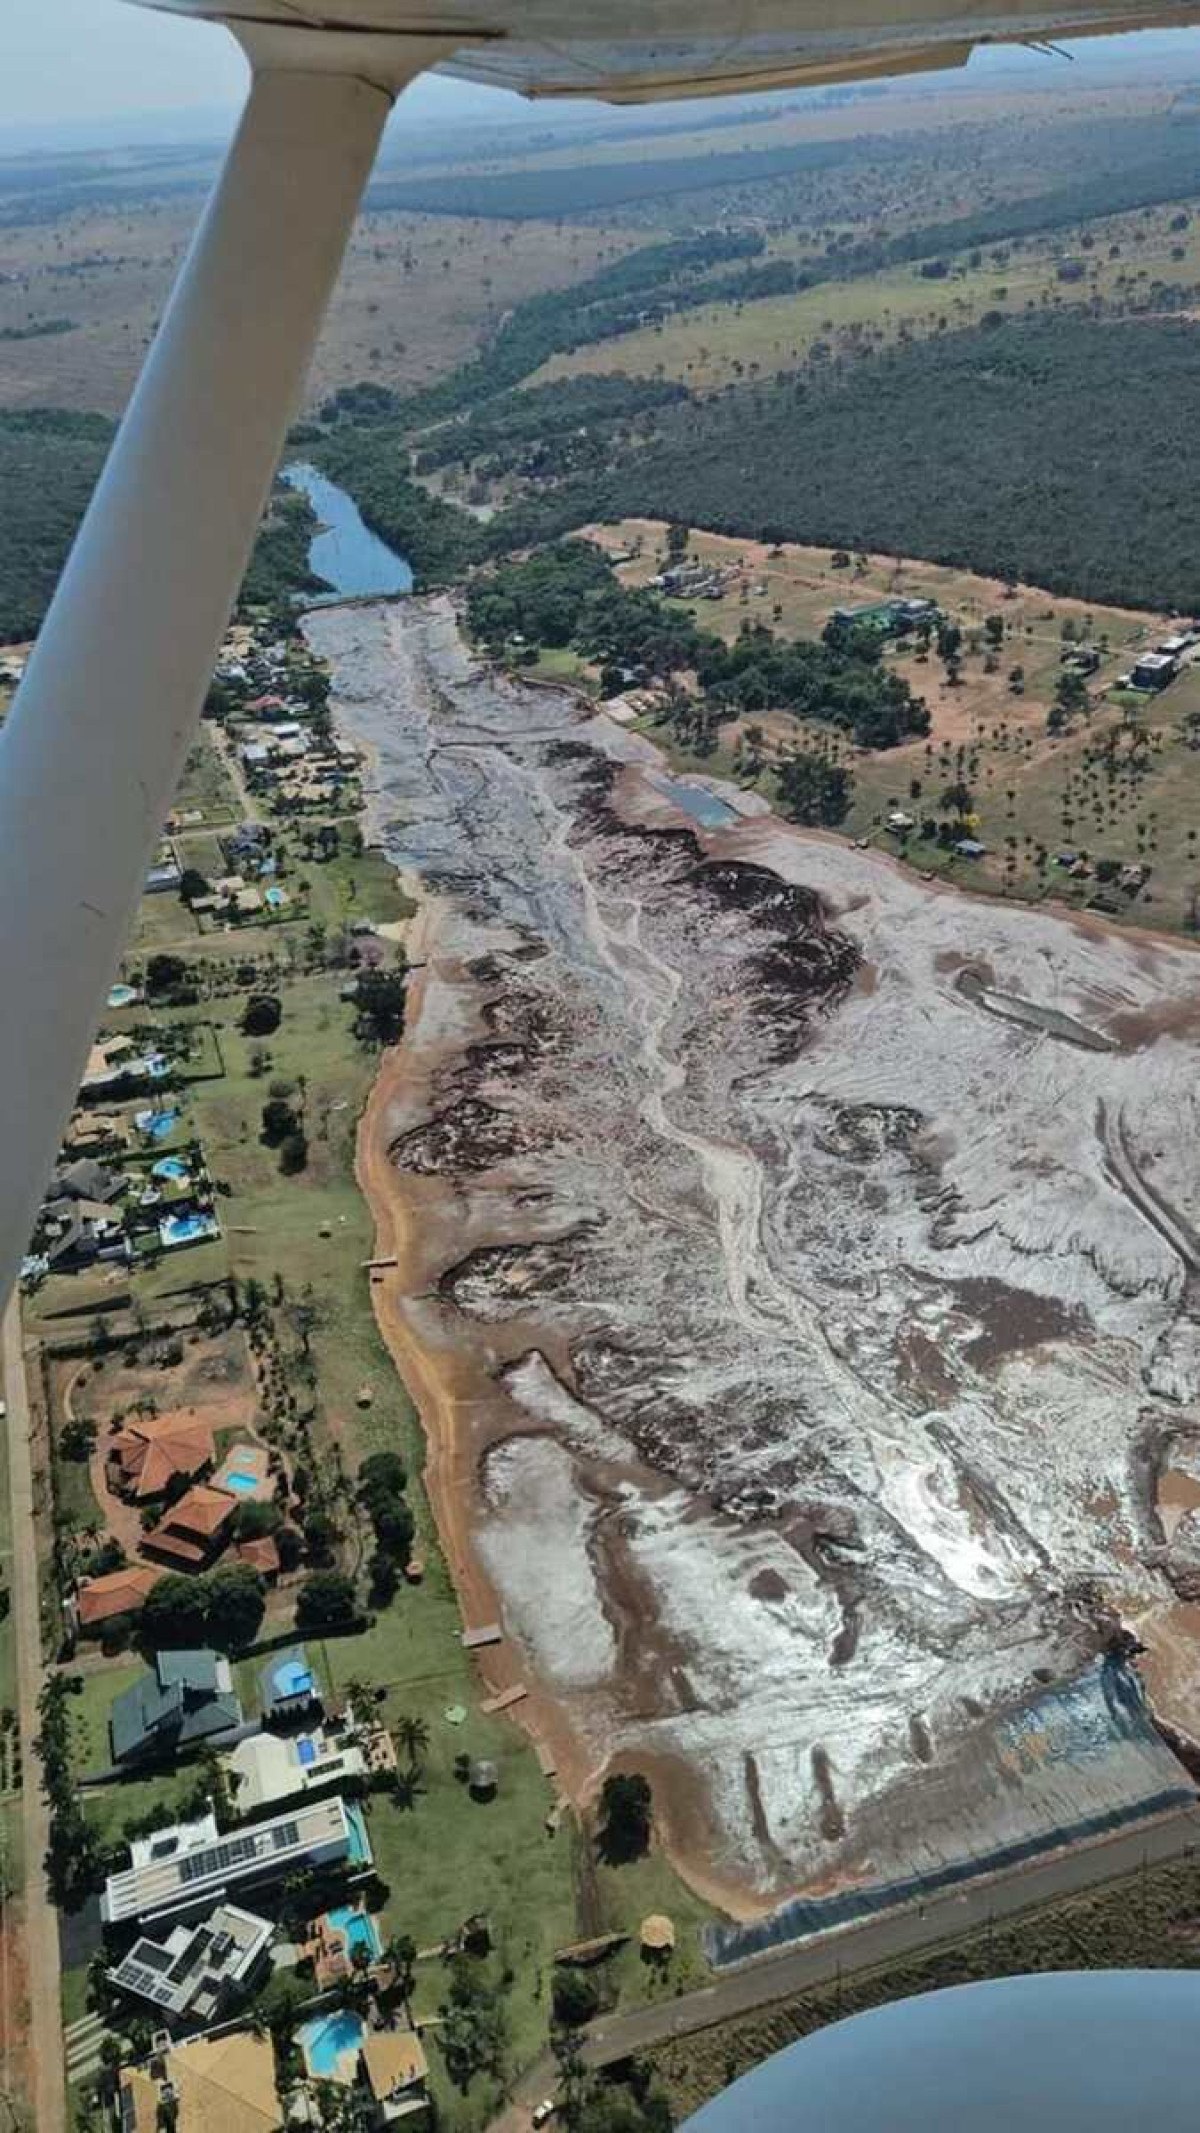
310;596;1200;1917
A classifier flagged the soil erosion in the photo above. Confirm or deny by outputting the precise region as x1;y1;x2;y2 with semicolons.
308;594;1200;1925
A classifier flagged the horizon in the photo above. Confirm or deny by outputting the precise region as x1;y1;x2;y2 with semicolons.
7;0;1200;157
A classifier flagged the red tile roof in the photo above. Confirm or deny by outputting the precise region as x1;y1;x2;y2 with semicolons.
143;1484;236;1567
108;1411;215;1500
76;1564;162;1627
234;1537;280;1577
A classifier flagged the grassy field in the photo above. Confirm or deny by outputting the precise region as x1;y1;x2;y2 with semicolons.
533;192;1200;393
0;198;644;419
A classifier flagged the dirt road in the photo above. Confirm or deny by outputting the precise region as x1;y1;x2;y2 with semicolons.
2;1295;65;2132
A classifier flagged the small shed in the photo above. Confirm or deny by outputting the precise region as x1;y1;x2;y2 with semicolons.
469;1759;498;1798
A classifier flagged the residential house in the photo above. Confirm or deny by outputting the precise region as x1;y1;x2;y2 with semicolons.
107;1902;273;2027
142;1482;238;1569
223;1716;395;1814
360;2031;429;2124
101;1794;371;1928
81;1039;170;1098
107;1411;216;1502
118;2030;283;2133
109;1648;242;1765
41;1197;129;1272
145;857;183;894
73;1564;162;1639
1132;651;1177;691
46;1156;125;1205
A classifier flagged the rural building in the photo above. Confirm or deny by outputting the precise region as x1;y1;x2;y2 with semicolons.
954;838;988;858
107;1411;216;1501
101;1794;371;1928
143;1482;238;1569
118;2029;283;2133
1132;652;1177;691
110;1648;242;1765
360;2029;429;2123
73;1563;162;1637
145;856;183;894
46;1157;125;1205
40;1198;129;1272
107;1901;273;2026
233;1534;281;1581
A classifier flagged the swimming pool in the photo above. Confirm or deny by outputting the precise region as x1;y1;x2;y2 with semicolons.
151;1155;189;1181
106;982;138;1008
327;1904;382;1961
159;1211;219;1248
275;1658;314;1698
264;885;285;908
298;2009;366;2080
135;1108;180;1142
296;1735;318;1766
223;1469;258;1493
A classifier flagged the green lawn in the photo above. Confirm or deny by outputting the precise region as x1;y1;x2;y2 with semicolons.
68;1661;141;1776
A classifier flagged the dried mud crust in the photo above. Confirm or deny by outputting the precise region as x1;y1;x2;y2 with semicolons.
310;594;1200;1915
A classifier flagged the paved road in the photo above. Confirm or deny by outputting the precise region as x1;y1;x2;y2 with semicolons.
2;1295;66;2133
493;1798;1200;2128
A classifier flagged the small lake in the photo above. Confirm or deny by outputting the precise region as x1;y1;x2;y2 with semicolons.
653;775;737;829
282;461;412;600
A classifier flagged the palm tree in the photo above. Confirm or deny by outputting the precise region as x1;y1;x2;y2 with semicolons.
384;1932;417;2000
395;1713;429;1772
342;1677;378;1730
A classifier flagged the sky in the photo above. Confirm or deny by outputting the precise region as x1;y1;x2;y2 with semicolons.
6;0;1200;152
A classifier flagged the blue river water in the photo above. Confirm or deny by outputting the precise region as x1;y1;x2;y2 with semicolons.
282;460;412;600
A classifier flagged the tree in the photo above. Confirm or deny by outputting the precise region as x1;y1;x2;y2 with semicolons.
664;521;689;562
553;1965;600;2027
141;1572;209;1650
776;751;852;828
204;1564;266;1652
241;994;282;1037
179;867;209;905
385;1931;418;1998
296;1570;358;1632
984;613;1005;648
940;780;973;820
146;952;188;996
260;1095;297;1147
354;965;407;1045
395;1712;430;1771
232;1498;282;1541
598;1771;652;1863
279;1128;309;1175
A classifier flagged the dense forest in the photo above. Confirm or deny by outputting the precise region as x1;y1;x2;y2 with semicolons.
603;314;1200;612
364;134;894;220
0;407;112;641
0;413;333;641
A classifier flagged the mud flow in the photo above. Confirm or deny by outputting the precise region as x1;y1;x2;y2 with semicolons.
309;596;1200;1921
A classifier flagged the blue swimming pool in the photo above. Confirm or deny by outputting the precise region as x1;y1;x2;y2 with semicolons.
327;1904;382;1960
223;1469;258;1494
275;1658;314;1697
264;885;285;908
296;1735;318;1766
152;1155;189;1181
298;2009;366;2079
106;982;138;1008
135;1108;180;1142
159;1211;219;1248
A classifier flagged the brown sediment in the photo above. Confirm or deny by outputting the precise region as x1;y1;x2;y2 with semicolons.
319;592;1200;1925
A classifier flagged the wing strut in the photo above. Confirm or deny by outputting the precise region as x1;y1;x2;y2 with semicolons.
0;47;441;1299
